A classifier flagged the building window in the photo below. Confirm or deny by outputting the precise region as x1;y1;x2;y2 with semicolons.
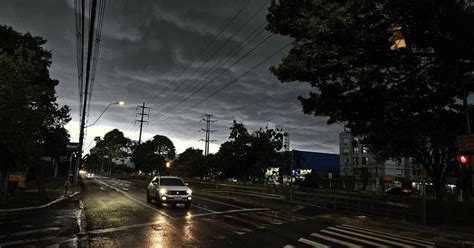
343;148;349;155
362;157;369;165
396;169;402;176
397;158;402;166
362;146;369;154
344;158;350;164
353;147;359;154
353;157;359;165
343;138;349;147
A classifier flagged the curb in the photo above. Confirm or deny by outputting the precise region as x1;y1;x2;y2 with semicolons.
0;191;80;213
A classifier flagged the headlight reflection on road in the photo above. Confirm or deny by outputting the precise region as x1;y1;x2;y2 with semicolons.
144;214;168;247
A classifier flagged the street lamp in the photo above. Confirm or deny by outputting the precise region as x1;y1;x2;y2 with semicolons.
166;162;171;168
85;101;125;128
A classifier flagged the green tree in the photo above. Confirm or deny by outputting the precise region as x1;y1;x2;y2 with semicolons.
131;135;175;174
173;148;204;178
0;25;71;201
89;129;131;174
266;0;474;199
217;121;284;182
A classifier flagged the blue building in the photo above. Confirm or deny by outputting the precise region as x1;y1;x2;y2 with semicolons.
295;150;340;175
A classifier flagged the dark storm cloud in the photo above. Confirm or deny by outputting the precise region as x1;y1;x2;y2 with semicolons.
0;0;341;154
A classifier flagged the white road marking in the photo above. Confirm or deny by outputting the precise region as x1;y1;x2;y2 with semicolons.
257;226;267;229
188;208;270;218
0;236;77;247
193;196;245;209
321;229;389;247
99;187;106;191
0;192;79;213
241;228;252;232
234;231;246;235
0;227;60;238
192;204;216;213
327;227;416;247
94;179;175;219
283;245;295;248
311;232;362;248
337;225;434;247
88;220;166;235
298;238;330;248
340;224;435;246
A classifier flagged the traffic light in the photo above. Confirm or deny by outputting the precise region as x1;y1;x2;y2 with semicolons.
456;153;470;166
387;22;407;50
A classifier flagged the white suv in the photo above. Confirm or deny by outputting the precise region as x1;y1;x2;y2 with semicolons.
146;176;192;208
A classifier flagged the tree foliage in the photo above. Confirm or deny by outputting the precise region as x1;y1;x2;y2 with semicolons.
131;135;175;174
173;148;204;178
217;121;284;181
0;25;71;200
88;129;132;174
266;0;474;197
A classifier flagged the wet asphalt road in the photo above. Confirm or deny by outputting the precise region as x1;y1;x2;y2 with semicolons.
0;176;438;247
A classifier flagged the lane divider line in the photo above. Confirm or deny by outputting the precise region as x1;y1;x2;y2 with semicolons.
192;204;216;213
192;196;245;209
94;179;175;220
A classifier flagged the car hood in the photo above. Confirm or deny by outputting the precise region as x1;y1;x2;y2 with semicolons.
161;186;189;191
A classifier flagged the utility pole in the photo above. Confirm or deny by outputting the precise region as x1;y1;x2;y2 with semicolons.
200;114;217;156
136;102;149;144
75;0;98;184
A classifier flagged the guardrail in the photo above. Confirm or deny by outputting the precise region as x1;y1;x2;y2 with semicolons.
187;179;474;226
202;189;286;200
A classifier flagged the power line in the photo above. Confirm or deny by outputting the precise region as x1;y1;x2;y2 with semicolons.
145;0;252;110
157;41;292;124
150;0;270;115
118;0;252;136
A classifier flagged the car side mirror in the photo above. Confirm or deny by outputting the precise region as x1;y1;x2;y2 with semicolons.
185;183;189;186
152;181;158;185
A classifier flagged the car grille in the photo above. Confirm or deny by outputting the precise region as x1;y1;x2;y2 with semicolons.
168;190;187;195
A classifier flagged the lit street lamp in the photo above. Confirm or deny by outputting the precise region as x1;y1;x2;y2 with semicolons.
166;162;171;168
85;101;125;128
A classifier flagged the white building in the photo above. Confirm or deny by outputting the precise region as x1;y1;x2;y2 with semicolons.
339;132;420;190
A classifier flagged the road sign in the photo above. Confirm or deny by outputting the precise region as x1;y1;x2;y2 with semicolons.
458;134;474;152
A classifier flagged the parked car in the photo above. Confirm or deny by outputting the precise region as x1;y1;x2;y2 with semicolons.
146;176;192;208
386;187;411;196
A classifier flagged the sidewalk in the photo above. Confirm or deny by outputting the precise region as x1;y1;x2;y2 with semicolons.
0;177;80;210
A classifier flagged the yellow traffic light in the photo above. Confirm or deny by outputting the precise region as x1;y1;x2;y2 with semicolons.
387;22;407;50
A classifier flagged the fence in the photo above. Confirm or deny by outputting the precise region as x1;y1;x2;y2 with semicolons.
187;179;474;226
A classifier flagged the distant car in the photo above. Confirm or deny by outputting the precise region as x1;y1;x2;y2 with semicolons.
146;176;192;208
386;187;410;196
86;172;94;178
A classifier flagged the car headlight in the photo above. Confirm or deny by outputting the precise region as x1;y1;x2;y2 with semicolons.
159;188;167;195
186;189;192;194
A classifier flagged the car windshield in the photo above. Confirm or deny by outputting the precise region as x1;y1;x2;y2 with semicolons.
160;178;185;186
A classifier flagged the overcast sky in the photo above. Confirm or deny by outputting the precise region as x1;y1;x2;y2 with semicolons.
0;0;342;155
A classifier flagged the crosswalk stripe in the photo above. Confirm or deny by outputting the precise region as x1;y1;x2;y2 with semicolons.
336;225;435;247
310;233;363;248
283;245;295;248
327;227;415;247
341;224;435;246
298;238;330;248
321;229;389;247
